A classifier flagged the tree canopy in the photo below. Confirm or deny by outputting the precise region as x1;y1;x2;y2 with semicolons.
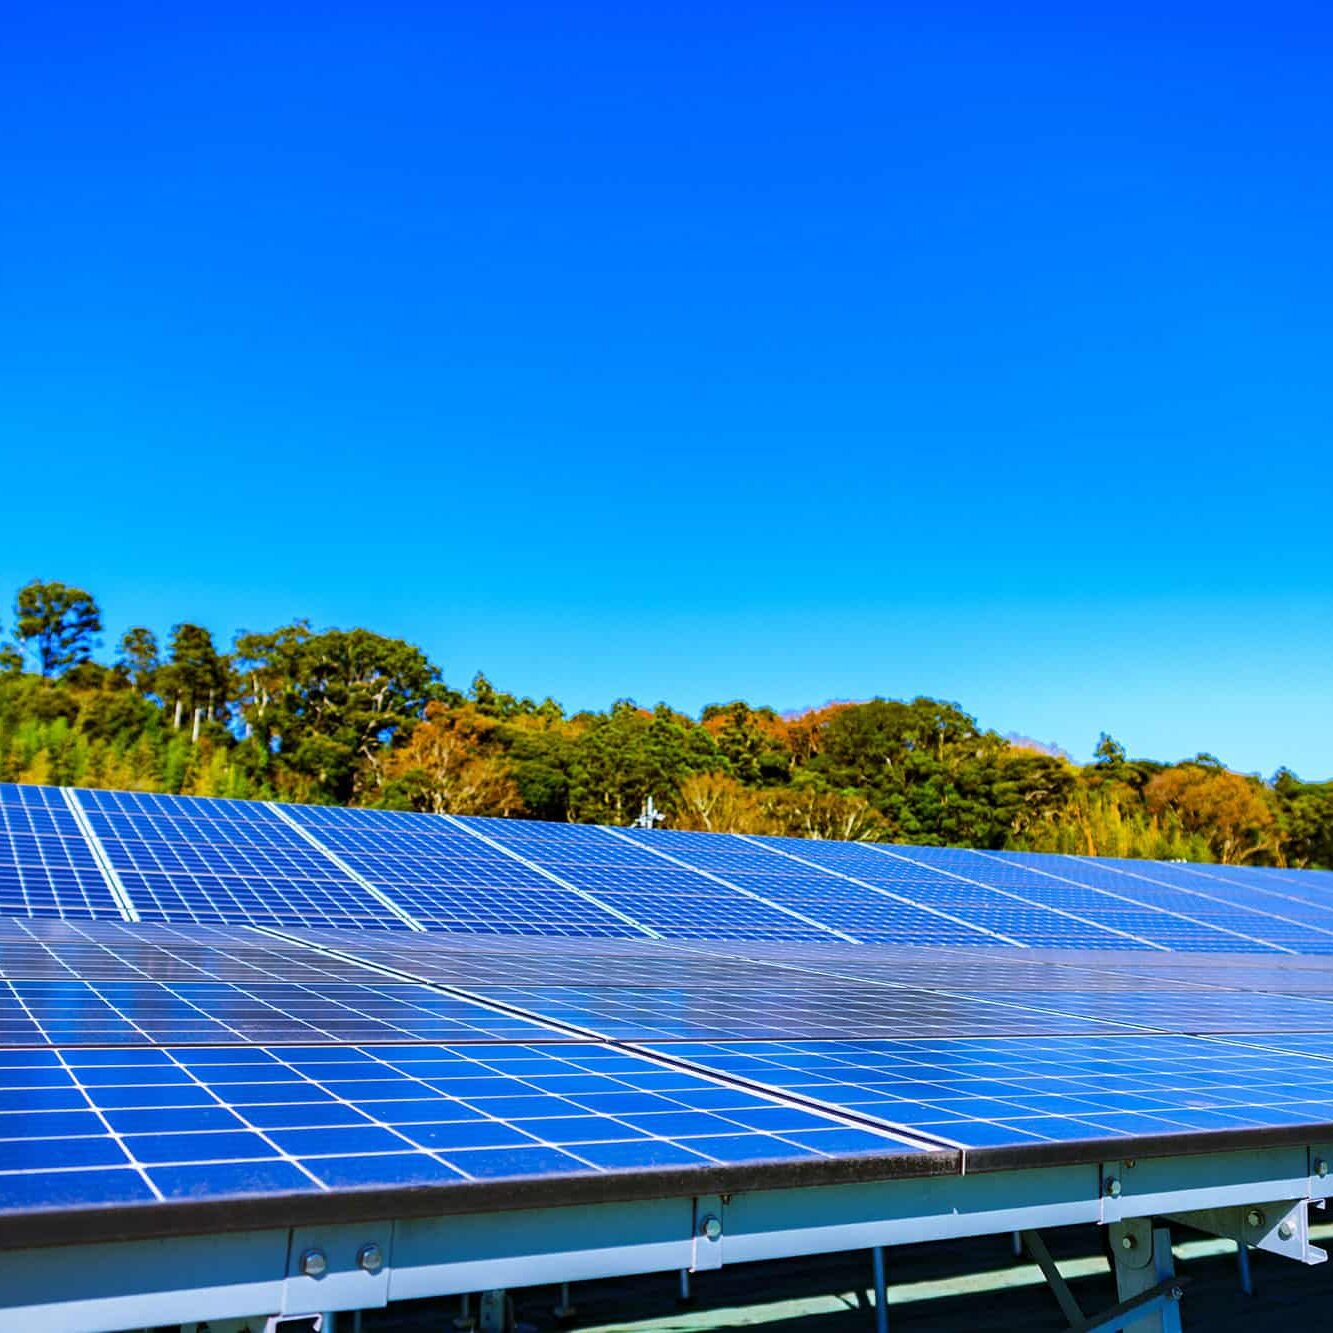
1;578;1327;867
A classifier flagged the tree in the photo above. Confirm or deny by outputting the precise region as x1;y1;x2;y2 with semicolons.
568;702;725;824
674;772;769;833
1144;763;1277;864
234;624;438;802
156;624;229;741
116;628;160;694
701;701;792;785
381;702;522;815
1093;733;1127;767
13;581;101;676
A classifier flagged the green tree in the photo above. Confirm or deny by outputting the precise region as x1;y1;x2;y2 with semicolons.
234;624;438;802
569;701;724;824
13;581;101;676
156;624;229;740
1093;733;1127;767
115;628;160;694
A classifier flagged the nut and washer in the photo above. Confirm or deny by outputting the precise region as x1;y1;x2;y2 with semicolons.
299;1248;328;1278
1246;1209;1265;1229
358;1242;385;1273
1278;1221;1295;1241
1316;1159;1329;1179
1105;1178;1122;1198
1119;1234;1137;1250
699;1214;723;1241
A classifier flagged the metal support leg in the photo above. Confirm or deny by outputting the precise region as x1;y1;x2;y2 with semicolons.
352;1311;363;1333
321;1315;336;1333
677;1268;692;1303
454;1293;475;1331
1237;1241;1253;1295
553;1280;576;1319
477;1289;507;1333
871;1245;888;1333
1112;1223;1183;1333
1021;1230;1084;1328
1012;1230;1023;1257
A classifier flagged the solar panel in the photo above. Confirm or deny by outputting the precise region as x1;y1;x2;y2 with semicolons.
72;790;409;930
0;918;394;983
1001;851;1306;952
0;920;564;1046
1096;857;1333;949
645;1034;1333;1149
456;817;844;941
622;826;1007;947
0;1040;929;1213
735;835;1156;949
283;806;648;938
0;785;121;920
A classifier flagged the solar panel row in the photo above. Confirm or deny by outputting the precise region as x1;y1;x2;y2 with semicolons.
5;916;1333;1229
0;1040;928;1212
2;784;1332;955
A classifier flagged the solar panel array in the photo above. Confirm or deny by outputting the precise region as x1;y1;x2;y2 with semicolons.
0;782;1332;1240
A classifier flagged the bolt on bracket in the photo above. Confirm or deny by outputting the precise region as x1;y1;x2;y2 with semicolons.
1161;1200;1326;1266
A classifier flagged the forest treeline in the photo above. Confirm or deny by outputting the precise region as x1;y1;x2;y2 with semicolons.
1;579;1329;867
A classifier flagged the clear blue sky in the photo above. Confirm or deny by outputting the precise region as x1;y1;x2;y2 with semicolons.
1;4;1330;778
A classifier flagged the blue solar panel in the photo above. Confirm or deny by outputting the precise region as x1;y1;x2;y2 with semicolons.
1095;857;1333;949
0;979;567;1046
740;836;1145;949
460;818;839;941
624;827;1016;947
0;1041;928;1212
0;785;120;920
647;1034;1333;1148
284;805;647;937
72;790;408;930
1001;851;1306;953
1168;861;1333;914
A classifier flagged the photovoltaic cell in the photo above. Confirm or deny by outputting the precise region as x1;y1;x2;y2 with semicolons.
647;1034;1333;1148
745;836;1148;949
0;785;120;920
622;827;1004;947
73;790;407;930
0;1041;928;1213
1000;852;1305;953
285;806;646;938
460;818;838;941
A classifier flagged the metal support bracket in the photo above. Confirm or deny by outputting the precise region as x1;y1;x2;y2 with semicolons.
1109;1222;1182;1333
1162;1199;1326;1266
691;1194;726;1272
1024;1225;1186;1333
282;1223;394;1316
477;1289;508;1333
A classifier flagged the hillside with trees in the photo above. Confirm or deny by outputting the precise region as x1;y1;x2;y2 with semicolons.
1;579;1328;867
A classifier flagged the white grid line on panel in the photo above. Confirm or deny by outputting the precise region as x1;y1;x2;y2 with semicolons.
1165;860;1333;919
1079;858;1333;943
736;834;1026;947
865;844;1170;951
600;827;862;944
265;803;425;932
60;788;140;922
968;849;1294;955
440;816;660;939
